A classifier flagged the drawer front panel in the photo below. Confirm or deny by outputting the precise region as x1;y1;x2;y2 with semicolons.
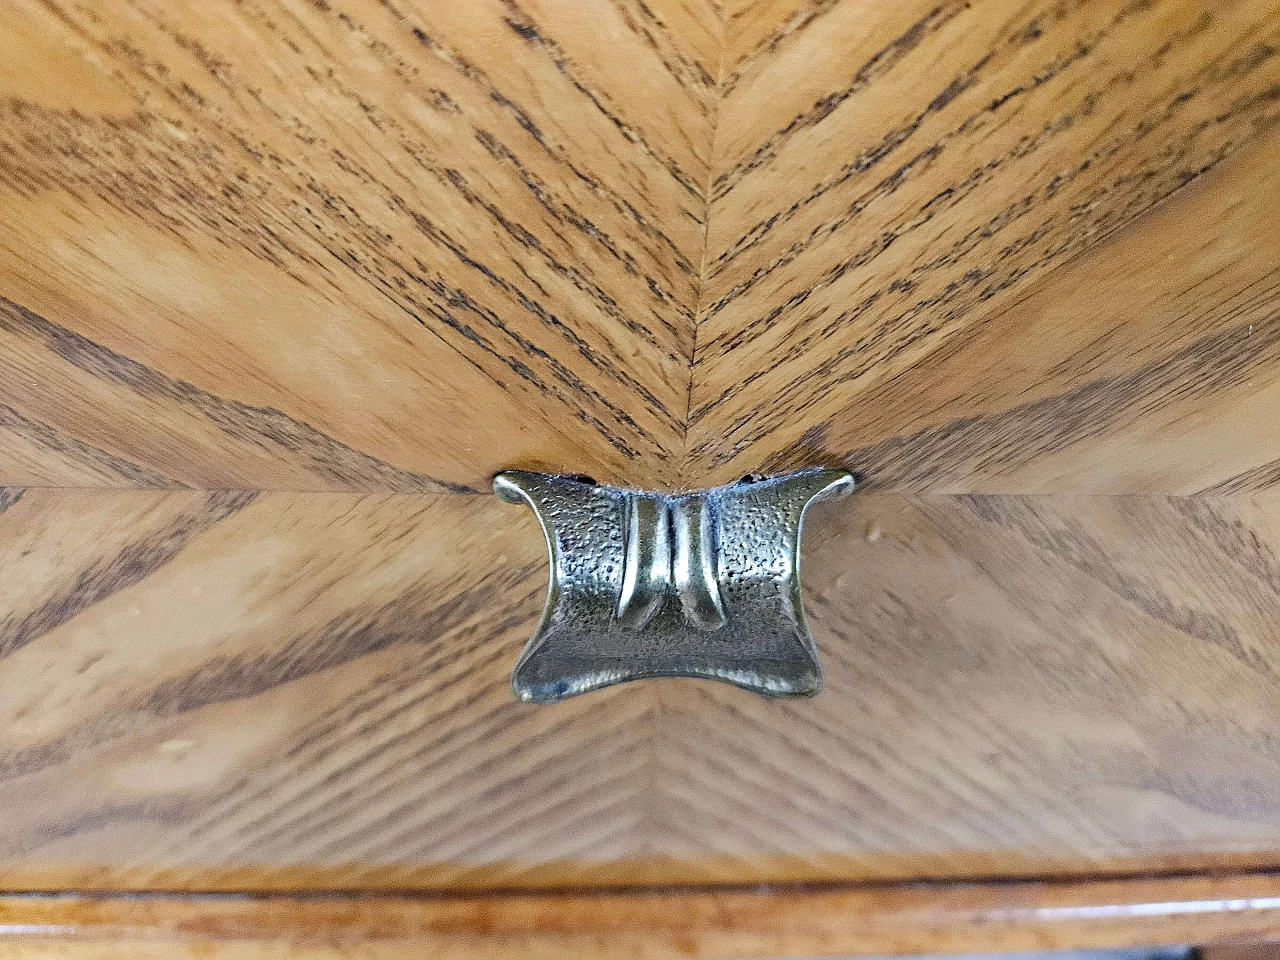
0;488;1276;889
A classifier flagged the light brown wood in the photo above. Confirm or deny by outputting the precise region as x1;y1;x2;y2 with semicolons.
5;0;1277;492
1;486;1279;890
688;0;1280;489
2;0;1280;924
0;0;719;491
1;873;1280;958
0;486;637;889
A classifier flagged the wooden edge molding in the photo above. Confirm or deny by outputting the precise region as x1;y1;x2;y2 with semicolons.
1;873;1278;958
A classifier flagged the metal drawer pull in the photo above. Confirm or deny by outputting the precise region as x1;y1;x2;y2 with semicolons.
493;468;855;704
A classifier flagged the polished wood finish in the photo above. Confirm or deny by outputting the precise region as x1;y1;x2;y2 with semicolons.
690;20;1280;489
0;0;717;491
2;0;1280;922
1;487;1278;889
694;127;1280;492
3;0;1277;490
1;873;1279;958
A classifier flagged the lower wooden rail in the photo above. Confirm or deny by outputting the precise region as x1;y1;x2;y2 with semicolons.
0;872;1279;958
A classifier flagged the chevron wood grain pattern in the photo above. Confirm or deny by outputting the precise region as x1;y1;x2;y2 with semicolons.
654;489;1280;883
688;0;1280;490
0;486;652;889
3;873;1280;958
3;0;1280;907
4;0;1278;492
0;0;718;492
738;135;1280;495
1;485;1279;890
1203;944;1280;960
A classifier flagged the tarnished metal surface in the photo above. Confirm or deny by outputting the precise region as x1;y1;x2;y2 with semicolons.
493;468;855;704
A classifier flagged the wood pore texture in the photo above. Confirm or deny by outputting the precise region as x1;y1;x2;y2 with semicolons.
2;488;1280;888
1;0;1280;899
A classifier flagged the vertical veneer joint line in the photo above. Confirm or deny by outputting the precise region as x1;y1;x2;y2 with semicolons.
679;4;729;490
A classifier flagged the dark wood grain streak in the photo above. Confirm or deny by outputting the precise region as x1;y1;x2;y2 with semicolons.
1202;460;1280;497
0;402;174;488
721;0;848;96
0;300;473;493
770;298;1279;492
713;0;971;199
0;490;258;662
496;0;710;200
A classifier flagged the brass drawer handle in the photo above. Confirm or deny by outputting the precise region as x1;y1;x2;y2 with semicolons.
493;468;854;704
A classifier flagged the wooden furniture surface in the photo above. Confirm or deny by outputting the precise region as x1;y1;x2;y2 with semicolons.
2;873;1280;959
4;0;1278;493
2;487;1280;890
2;0;1280;951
